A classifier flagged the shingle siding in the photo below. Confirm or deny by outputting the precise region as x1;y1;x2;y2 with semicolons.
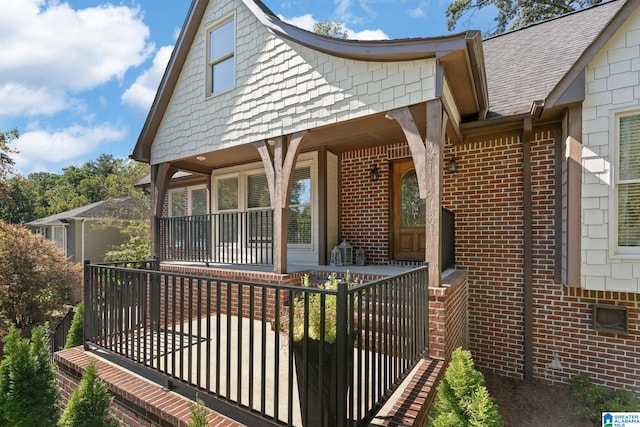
151;0;436;166
582;4;640;293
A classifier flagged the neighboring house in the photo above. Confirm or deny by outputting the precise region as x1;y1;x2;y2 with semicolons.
27;197;142;263
56;0;640;425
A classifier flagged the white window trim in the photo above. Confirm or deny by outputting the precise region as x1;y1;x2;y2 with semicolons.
212;152;318;251
609;106;640;258
206;14;236;97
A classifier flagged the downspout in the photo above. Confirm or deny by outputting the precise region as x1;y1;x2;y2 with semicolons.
522;117;533;380
81;219;86;263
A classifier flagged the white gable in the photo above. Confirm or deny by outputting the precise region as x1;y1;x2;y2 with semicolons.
582;4;640;292
150;0;436;165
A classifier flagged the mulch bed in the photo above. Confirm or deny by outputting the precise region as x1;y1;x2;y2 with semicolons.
482;371;592;427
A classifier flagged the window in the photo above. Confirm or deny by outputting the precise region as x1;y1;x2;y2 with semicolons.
51;226;66;253
169;189;186;217
288;167;311;245
615;112;640;254
217;177;239;243
208;18;234;95
247;173;272;243
190;187;208;216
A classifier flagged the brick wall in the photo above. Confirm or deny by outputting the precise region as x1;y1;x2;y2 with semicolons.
442;133;526;376
55;348;236;427
341;146;391;264
442;128;640;391
429;270;468;362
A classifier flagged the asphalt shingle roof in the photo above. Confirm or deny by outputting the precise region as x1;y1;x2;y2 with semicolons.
483;0;626;117
26;198;140;226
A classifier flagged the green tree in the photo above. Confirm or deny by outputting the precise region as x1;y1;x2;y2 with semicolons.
187;395;209;427
59;360;120;427
0;128;19;199
313;20;348;38
446;0;601;36
64;303;84;349
0;221;82;332
428;347;502;427
0;326;60;426
0;177;38;224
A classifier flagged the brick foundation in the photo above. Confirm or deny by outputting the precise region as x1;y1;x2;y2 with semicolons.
55;347;238;427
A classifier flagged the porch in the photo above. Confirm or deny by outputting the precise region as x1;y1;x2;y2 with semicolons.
75;260;449;426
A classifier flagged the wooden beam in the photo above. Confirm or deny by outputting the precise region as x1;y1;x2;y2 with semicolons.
387;107;428;199
150;163;178;257
425;100;444;286
254;132;307;274
387;101;445;286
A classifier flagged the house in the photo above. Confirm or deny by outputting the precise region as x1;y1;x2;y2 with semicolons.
27;197;143;264
54;0;640;425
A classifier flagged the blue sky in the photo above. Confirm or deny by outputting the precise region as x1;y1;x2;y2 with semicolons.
1;0;494;176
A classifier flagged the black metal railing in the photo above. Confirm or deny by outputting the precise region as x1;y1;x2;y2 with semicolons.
46;306;76;361
83;262;429;426
157;210;274;265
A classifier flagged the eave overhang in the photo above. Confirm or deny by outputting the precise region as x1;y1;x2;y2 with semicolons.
132;0;489;164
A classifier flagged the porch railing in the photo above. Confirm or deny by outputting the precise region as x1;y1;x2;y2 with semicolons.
83;262;429;426
157;210;274;265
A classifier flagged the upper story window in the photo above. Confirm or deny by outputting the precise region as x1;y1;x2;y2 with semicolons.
208;17;235;95
614;111;640;254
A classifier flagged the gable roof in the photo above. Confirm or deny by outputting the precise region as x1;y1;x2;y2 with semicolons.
482;0;631;118
132;0;488;164
26;198;140;227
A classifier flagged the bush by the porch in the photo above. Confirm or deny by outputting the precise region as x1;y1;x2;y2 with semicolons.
0;326;60;426
427;347;502;427
59;359;119;427
64;302;84;349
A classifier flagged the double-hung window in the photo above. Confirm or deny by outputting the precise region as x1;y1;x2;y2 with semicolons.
615;111;640;254
208;17;235;95
288;167;312;245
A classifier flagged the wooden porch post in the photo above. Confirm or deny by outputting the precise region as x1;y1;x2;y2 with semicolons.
387;100;447;287
150;163;178;258
255;131;307;274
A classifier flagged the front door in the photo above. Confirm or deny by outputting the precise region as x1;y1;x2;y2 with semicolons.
392;159;426;260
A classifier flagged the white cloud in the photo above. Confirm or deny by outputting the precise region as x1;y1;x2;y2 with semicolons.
13;124;127;175
281;13;316;32
121;45;174;116
280;14;388;40
347;28;388;40
409;5;427;18
0;0;154;116
0;84;70;117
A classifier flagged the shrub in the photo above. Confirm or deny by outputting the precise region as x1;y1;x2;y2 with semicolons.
287;272;360;343
0;326;60;426
187;395;209;427
64;302;84;349
428;347;503;427
0;221;82;333
569;373;640;425
59;359;119;427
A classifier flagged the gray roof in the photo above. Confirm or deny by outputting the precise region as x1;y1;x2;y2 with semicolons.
483;0;626;117
26;198;141;227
